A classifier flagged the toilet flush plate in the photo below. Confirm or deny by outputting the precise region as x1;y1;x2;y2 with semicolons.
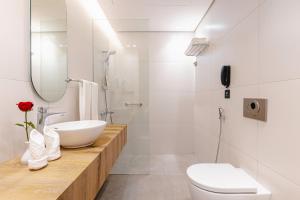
243;98;267;122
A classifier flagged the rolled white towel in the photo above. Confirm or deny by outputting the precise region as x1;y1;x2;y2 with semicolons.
28;129;48;170
44;126;61;161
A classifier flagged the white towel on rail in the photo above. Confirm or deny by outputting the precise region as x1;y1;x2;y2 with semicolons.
91;82;99;120
79;80;99;120
79;80;92;120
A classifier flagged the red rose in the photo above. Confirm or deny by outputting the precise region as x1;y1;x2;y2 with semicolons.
16;102;34;112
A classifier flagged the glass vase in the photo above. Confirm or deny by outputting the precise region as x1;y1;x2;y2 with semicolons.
20;141;30;165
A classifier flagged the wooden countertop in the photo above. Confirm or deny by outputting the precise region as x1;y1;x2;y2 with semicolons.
0;124;127;200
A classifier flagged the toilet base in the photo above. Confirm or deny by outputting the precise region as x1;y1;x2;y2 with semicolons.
189;183;271;200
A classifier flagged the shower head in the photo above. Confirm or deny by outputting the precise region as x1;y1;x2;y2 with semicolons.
102;50;116;62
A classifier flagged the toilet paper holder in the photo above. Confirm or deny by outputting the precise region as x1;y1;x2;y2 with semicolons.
243;98;267;121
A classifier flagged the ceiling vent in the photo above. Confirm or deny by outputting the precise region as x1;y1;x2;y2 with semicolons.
185;37;209;57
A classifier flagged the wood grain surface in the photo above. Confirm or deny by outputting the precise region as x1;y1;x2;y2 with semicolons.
0;124;127;200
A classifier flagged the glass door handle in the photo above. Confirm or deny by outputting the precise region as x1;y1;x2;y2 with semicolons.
124;102;143;107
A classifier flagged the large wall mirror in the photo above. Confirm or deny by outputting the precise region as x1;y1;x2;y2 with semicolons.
31;0;68;102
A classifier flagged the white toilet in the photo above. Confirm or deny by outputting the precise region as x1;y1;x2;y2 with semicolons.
186;164;271;200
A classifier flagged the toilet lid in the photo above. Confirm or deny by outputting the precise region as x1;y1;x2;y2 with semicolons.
187;164;258;194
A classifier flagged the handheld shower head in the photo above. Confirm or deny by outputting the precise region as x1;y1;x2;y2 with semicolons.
216;106;224;163
218;107;224;119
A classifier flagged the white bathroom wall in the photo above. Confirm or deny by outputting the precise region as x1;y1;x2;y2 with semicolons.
51;0;94;121
194;0;300;199
148;32;196;155
0;0;94;162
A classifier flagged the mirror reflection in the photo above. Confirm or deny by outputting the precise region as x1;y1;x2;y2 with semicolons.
31;0;68;102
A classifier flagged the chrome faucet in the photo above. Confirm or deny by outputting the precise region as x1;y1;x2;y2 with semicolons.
37;107;65;132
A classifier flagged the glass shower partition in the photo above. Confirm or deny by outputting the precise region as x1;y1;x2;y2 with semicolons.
93;19;150;174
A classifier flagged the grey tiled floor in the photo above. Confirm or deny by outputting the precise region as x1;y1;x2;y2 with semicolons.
96;155;197;200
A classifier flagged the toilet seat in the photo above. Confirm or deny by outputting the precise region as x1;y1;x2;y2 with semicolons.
187;164;259;194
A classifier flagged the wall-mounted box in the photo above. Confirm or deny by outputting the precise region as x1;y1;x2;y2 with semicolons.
243;98;267;122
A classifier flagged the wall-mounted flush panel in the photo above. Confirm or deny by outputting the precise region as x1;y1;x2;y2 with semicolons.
243;98;267;121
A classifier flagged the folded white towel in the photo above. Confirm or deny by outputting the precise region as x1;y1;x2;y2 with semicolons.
80;80;92;120
79;80;99;120
28;129;48;170
91;82;99;120
44;126;61;161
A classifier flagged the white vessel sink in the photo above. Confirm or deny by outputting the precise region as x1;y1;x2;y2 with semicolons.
48;120;107;148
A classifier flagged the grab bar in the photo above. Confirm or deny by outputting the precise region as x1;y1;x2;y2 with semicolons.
124;102;143;107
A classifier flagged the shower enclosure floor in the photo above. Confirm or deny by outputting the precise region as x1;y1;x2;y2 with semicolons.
97;154;197;200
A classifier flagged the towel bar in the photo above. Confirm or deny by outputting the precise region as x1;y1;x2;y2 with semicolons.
65;78;82;83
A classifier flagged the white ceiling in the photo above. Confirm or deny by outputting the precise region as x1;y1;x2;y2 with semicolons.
98;0;213;32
